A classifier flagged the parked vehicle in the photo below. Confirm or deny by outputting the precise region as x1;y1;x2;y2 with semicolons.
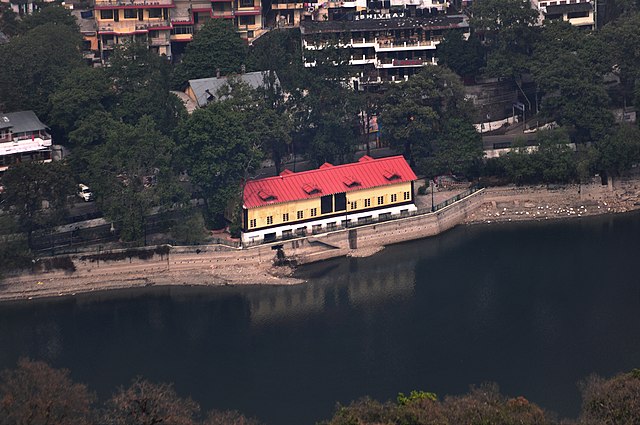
78;184;94;202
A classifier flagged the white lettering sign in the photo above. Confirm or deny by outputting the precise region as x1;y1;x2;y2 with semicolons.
354;11;406;20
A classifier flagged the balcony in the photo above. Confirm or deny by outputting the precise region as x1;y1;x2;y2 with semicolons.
149;36;170;45
95;0;174;8
271;2;304;9
376;58;433;68
98;20;171;33
305;37;438;52
234;6;260;15
212;9;234;17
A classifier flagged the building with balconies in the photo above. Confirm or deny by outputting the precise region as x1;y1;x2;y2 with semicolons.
0;111;53;172
301;11;469;89
94;0;174;61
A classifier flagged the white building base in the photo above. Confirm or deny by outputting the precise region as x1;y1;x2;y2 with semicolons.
242;203;417;244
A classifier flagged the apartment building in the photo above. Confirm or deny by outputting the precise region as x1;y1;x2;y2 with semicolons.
301;11;469;89
95;0;174;61
242;155;417;244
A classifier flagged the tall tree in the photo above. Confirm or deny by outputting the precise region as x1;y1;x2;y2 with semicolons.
103;378;199;425
175;99;262;227
106;42;185;133
0;23;84;115
579;369;640;425
593;123;640;176
0;3;18;36
173;19;248;89
18;5;79;34
2;162;75;248
379;66;478;175
470;0;540;77
436;30;485;79
0;359;94;425
77;115;181;242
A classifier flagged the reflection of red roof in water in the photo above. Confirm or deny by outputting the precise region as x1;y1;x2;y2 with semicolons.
243;155;417;209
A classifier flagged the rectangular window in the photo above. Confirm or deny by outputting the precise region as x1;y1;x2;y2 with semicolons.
377;196;384;205
310;208;317;217
404;191;411;200
391;194;397;202
350;201;357;210
334;193;347;212
364;199;371;208
123;9;137;19
283;213;289;222
297;211;304;220
321;195;333;214
249;219;257;228
266;216;273;225
240;0;254;6
238;15;255;25
148;8;162;18
100;9;114;19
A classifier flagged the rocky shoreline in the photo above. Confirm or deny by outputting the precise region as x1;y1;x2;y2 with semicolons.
1;179;639;304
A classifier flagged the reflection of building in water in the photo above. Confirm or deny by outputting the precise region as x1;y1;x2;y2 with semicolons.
247;258;415;325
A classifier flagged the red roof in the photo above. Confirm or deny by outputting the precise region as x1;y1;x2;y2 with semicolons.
243;155;417;209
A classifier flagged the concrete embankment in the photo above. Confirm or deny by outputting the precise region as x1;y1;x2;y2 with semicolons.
1;178;639;302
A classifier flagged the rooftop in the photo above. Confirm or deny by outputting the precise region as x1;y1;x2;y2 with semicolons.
187;71;281;108
300;14;468;34
243;155;417;209
1;111;48;134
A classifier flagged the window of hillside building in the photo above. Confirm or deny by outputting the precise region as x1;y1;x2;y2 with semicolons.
404;191;410;200
377;196;384;205
148;8;162;18
282;229;293;239
238;15;255;25
567;10;589;18
349;201;357;210
297;210;304;220
100;9;114;19
283;213;289;222
124;9;137;19
312;224;323;234
321;195;333;214
335;193;346;211
249;219;256;228
295;227;307;236
148;30;159;38
310;208;317;217
391;193;397;202
266;216;273;225
364;198;371;208
240;0;254;7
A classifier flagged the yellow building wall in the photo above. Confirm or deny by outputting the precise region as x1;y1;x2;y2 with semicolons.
246;181;413;230
96;8;170;26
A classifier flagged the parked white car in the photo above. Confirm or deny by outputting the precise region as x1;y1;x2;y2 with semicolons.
78;184;94;202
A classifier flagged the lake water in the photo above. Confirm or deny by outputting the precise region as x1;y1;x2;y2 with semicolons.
1;212;639;424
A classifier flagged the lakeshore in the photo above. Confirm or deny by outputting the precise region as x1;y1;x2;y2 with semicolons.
1;178;639;303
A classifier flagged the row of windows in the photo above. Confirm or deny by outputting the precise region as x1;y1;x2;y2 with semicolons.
99;8;166;20
248;191;412;229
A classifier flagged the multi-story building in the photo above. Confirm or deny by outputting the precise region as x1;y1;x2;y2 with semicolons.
301;11;469;89
0;111;52;172
534;0;595;29
94;0;174;61
242;155;417;244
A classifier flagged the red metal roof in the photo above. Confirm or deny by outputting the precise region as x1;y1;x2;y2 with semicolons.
243;155;417;209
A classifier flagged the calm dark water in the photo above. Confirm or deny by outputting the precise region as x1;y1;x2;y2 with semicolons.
1;212;640;424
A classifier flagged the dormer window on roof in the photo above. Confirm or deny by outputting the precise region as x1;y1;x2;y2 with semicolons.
383;170;400;180
258;189;277;201
302;183;321;195
343;176;360;187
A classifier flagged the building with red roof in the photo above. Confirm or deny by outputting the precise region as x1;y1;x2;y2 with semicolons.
242;155;417;244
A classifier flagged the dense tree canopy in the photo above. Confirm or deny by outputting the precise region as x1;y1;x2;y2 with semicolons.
173;20;248;89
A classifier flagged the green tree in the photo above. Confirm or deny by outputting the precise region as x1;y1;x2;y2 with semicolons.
592;123;640;176
79;115;180;242
470;0;539;77
173;19;248;89
175;100;262;227
18;5;79;34
106;42;185;133
2;161;75;248
248;27;303;91
531;21;614;143
0;23;84;116
436;31;485;79
103;378;199;425
379;66;477;175
0;359;94;425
